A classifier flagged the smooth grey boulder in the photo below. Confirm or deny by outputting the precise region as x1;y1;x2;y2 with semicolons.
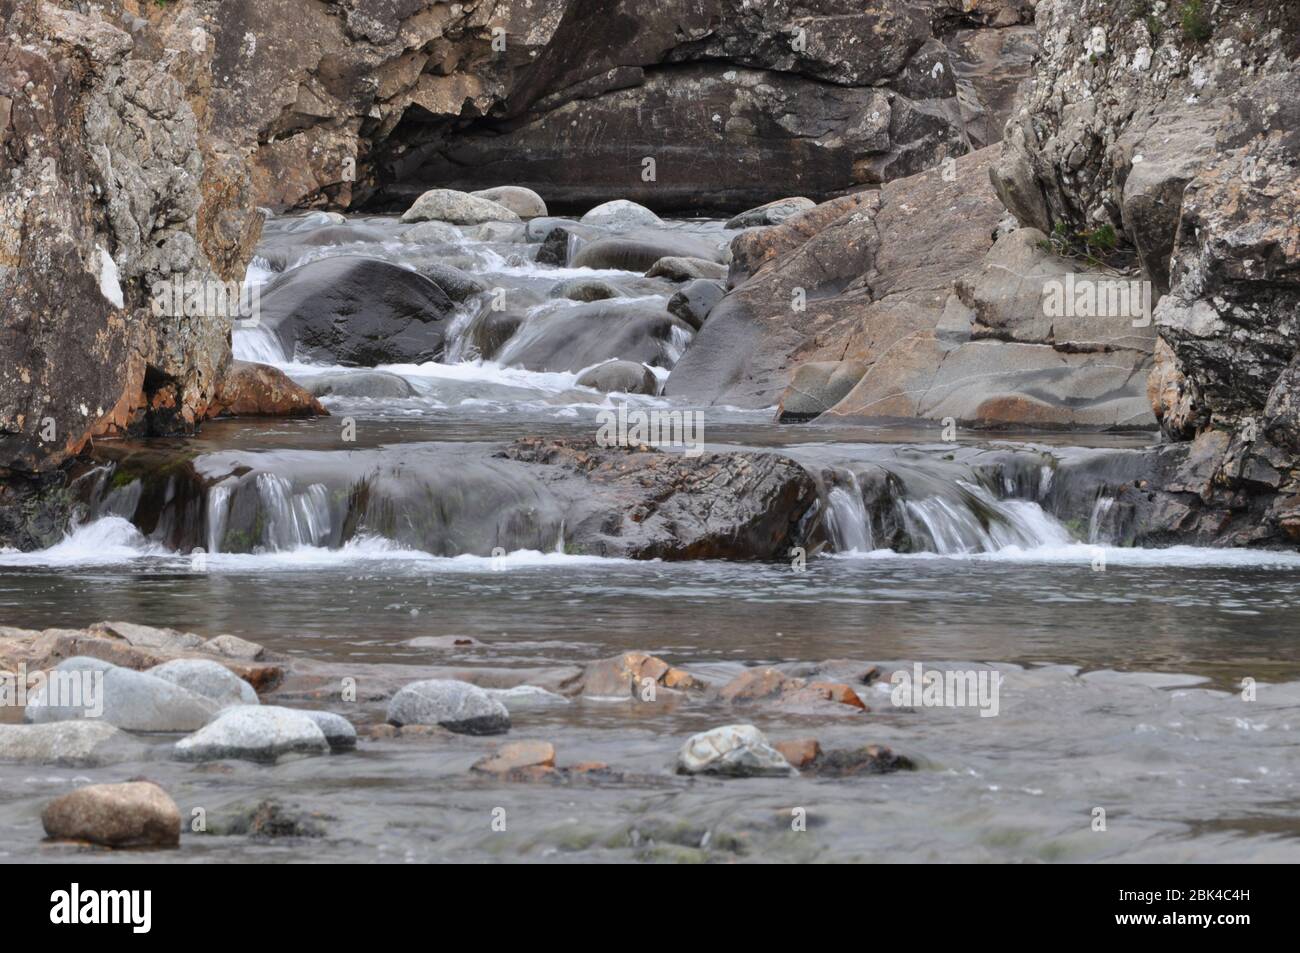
386;679;511;735
469;221;526;242
667;279;725;331
174;706;330;762
400;220;463;244
676;724;796;777
25;658;216;732
470;310;526;360
260;256;454;366
471;186;548;219
577;360;659;395
776;361;870;422
306;370;418;400
494;300;693;373
580;199;662;230
402;260;486;302
301;711;357;751
401;188;521;225
646;256;728;282
147;659;258;709
549;278;625;302
725;197;815;229
572;233;723;272
0;721;143;767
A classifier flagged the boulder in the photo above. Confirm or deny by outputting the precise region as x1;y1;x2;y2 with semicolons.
386;679;511;735
494;301;694;373
580;200;663;230
676;724;795;777
0;721;141;767
471;186;548;219
210;361;326;418
259;256;454;366
549;278;625;302
667;280;725;331
572;232;723;272
174;705;331;762
201;635;265;661
301;711;357;751
25;658;217;732
502;438;818;560
725;197;816;229
147;659;259;708
400;188;521;225
776;361;869;422
577;652;702;699
646;256;728;282
470;311;526;360
305;370;418;400
400;221;463;244
576;361;659;395
42;781;180;849
471;740;556;776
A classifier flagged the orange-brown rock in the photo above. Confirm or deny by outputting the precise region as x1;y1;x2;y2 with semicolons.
209;361;326;419
719;667;867;712
577;652;703;699
472;741;557;777
773;738;822;769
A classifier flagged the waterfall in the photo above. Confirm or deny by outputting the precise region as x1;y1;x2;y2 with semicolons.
255;474;332;550
898;481;1070;554
823;471;874;553
1088;495;1115;544
206;482;233;554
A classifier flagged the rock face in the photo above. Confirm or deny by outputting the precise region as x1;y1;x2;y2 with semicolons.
990;0;1300;543
0;2;233;475
378;2;1039;212
42;781;181;849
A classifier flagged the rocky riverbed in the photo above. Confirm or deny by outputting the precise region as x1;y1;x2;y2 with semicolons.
1;0;1298;865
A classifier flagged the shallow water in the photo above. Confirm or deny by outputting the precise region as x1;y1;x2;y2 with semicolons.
3;212;1298;863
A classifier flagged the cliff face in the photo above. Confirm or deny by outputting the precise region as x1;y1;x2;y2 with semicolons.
0;1;231;476
992;0;1300;545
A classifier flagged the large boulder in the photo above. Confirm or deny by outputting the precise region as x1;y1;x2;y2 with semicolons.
471;186;548;219
25;657;217;732
259;257;455;366
572;233;724;272
174;705;331;762
577;361;659;395
580;200;663;230
304;370;418;400
494;301;694;373
400;188;521;225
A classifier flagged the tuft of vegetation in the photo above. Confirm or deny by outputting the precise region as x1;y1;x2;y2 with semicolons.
1179;0;1213;44
1039;221;1123;268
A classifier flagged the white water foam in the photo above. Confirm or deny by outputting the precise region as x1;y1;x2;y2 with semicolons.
0;517;167;566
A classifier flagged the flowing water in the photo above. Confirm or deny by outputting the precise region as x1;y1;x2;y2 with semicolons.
3;213;1299;863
